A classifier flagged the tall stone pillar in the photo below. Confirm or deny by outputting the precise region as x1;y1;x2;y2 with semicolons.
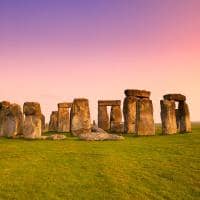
160;100;177;135
57;103;71;132
49;111;58;131
123;96;137;133
0;101;11;136
178;101;192;133
23;102;42;139
3;103;23;137
98;105;110;131
110;105;122;133
136;99;155;136
70;98;91;136
41;114;45;132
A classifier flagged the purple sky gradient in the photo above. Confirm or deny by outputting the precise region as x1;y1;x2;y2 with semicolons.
0;0;200;122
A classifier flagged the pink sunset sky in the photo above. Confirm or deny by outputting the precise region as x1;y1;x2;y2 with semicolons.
0;0;200;122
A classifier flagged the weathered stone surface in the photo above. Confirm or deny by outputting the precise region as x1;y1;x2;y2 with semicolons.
110;105;122;133
0;101;11;136
3;103;23;137
163;94;186;102
91;124;107;133
178;101;192;133
49;111;58;131
123;96;137;133
124;89;150;98
98;100;121;106
48;134;66;140
70;98;91;136
78;132;124;141
58;102;72;108
136;99;155;136
160;100;177;135
0;101;11;109
98;105;110;131
23;115;41;139
23;102;41;116
175;109;180;130
57;103;70;132
23;102;42;139
41;114;45;132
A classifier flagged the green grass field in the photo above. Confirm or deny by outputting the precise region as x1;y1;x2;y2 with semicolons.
0;124;200;200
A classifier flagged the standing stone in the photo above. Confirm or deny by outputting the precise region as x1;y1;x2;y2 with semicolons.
41;114;45;132
57;103;71;132
70;98;91;136
49;111;58;131
123;96;137;133
98;105;110;131
160;100;177;135
110;105;122;133
175;109;180;131
136;99;155;135
3;103;23;137
23;102;42;139
178;101;192;133
0;101;11;136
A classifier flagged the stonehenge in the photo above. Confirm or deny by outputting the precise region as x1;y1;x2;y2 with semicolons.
123;89;155;135
70;98;91;136
98;100;123;133
23;102;42;139
0;90;193;140
57;103;72;132
49;111;58;131
160;94;191;134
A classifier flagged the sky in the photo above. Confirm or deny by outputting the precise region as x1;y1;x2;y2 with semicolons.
0;0;200;122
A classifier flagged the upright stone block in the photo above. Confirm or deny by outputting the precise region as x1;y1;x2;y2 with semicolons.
23;102;42;139
3;103;23;137
110;105;122;133
70;98;91;136
41;114;45;132
160;100;177;135
57;103;71;132
175;109;180;131
0;101;11;136
178;102;192;133
123;96;137;133
136;99;155;136
98;105;110;131
49;111;58;131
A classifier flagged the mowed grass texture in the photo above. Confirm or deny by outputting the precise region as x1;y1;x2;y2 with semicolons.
0;124;199;200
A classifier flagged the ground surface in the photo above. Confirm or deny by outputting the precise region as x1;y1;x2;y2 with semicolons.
0;124;199;200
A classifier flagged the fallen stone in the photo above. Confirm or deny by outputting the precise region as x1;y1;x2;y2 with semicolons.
78;132;124;141
48;134;66;140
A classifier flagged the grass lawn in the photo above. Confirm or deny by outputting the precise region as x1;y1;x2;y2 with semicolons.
0;124;200;200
